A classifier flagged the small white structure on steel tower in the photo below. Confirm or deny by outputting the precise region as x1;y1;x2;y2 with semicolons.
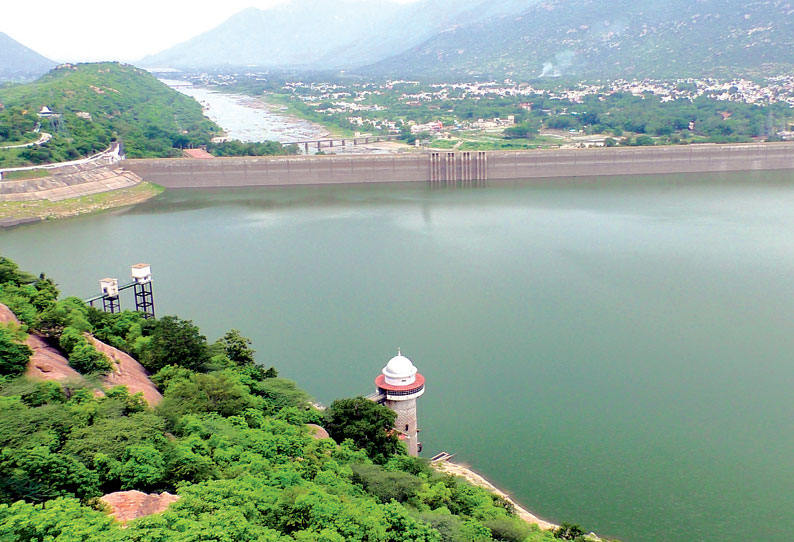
374;349;426;456
99;278;120;313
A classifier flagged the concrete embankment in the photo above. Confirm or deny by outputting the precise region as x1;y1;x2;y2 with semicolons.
125;142;794;188
0;163;142;202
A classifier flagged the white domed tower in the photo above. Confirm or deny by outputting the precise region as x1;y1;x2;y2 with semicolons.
375;349;425;456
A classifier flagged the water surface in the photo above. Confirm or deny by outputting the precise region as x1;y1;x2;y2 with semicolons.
2;171;794;541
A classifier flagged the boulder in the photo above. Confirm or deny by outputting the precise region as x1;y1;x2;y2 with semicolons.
100;490;180;522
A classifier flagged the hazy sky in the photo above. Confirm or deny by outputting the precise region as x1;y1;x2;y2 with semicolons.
1;0;418;63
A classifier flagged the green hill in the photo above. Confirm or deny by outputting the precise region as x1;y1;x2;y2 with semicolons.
0;63;220;167
366;0;794;80
0;254;569;542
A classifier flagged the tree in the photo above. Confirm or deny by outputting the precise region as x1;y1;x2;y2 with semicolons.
324;397;402;463
0;324;32;377
219;329;256;366
0;257;36;285
554;522;585;540
351;463;425;504
156;371;259;425
141;315;210;372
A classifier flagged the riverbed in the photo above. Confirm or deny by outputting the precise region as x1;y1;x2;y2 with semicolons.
162;81;328;144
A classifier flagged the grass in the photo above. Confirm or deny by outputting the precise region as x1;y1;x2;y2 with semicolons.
428;135;563;151
0;182;163;224
1;169;52;181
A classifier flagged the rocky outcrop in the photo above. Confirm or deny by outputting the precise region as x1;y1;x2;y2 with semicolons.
100;490;180;522
0;303;84;383
307;423;330;440
89;336;162;406
25;333;85;382
1;303;161;406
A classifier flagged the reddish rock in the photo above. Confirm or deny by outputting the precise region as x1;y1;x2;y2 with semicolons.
0;303;19;324
1;303;161;406
0;303;84;384
25;333;85;383
100;490;180;522
307;423;330;440
88;336;163;406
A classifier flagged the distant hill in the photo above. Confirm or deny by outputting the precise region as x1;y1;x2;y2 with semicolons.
140;0;539;70
0;63;219;167
0;32;56;81
365;0;794;79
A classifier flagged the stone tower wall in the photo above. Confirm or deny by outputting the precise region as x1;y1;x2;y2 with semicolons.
386;398;420;456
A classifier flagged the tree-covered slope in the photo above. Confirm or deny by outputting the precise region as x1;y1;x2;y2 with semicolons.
366;0;794;80
0;62;220;167
0;32;56;82
0;255;568;542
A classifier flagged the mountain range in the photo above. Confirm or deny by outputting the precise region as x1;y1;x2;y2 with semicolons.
143;0;794;79
365;0;794;79
0;32;56;81
140;0;539;70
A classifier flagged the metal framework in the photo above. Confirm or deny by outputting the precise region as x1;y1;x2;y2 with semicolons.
85;264;155;318
133;281;155;319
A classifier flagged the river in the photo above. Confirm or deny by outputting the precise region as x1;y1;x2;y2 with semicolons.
2;172;794;541
161;80;328;143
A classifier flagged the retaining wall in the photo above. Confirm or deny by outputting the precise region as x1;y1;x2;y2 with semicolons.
124;142;794;189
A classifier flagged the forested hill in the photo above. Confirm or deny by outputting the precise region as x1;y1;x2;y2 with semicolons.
365;0;794;80
0;63;220;167
0;32;56;82
0;255;572;542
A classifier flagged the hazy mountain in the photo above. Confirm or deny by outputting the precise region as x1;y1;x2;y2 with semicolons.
0;32;56;81
365;0;794;79
140;0;539;70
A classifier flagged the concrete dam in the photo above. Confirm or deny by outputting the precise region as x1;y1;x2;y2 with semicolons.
125;142;794;189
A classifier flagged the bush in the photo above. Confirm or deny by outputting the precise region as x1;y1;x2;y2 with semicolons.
350;463;423;503
482;516;531;542
554;522;585;540
0;324;32;377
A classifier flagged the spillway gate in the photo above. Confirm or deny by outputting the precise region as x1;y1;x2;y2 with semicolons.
429;151;488;185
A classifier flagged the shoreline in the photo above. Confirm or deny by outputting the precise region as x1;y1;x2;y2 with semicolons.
0;182;162;227
432;459;558;531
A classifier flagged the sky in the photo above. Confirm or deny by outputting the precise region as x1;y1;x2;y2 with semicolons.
0;0;418;63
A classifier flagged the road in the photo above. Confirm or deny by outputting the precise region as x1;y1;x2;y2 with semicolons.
0;132;52;150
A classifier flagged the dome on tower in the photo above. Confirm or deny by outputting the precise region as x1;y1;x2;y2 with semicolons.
382;349;418;385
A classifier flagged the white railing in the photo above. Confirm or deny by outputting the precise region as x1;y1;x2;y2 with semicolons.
0;142;124;180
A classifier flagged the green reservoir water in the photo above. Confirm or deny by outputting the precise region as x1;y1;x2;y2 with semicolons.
3;171;794;541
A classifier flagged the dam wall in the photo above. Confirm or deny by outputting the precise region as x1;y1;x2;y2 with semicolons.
125;142;794;189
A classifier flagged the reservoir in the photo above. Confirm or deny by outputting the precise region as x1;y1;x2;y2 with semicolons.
2;171;794;542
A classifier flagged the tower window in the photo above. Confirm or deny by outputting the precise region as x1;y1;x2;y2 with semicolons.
405;424;409;431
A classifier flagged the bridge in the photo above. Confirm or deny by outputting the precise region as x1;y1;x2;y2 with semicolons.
284;134;402;153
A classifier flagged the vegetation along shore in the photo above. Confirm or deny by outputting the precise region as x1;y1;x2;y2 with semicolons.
0;255;606;541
